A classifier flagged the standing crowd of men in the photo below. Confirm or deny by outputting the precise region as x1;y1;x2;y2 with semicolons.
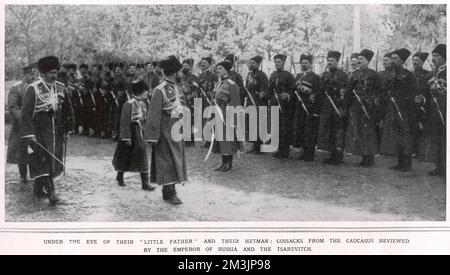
7;43;446;206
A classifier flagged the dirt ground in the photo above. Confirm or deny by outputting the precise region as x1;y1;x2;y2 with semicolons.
4;124;446;222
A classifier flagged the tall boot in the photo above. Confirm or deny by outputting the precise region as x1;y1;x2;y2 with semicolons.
332;149;344;165
162;185;170;201
399;156;412;172
221;155;233;172
116;172;125;186
303;147;315;162
215;156;226;171
428;156;445;176
141;173;155;191
33;178;47;199
163;184;183;205
18;164;28;184
46;178;59;206
322;150;335;164
253;142;261;155
357;155;367;167
390;155;403;170
362;155;375;168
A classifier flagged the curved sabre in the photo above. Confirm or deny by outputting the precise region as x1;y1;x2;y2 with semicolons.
204;127;215;162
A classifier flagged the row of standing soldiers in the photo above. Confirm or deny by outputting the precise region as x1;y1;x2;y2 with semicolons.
148;47;444;177
36;46;450;177
8;44;446;199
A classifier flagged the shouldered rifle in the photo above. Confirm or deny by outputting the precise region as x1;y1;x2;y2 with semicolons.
107;89;119;108
430;78;446;126
273;76;283;113
294;90;310;116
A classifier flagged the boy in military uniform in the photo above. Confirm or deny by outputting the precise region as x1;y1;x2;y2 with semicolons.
113;80;155;191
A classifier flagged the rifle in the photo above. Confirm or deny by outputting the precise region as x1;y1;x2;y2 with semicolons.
192;81;212;105
243;86;257;107
294;90;310;116
63;136;67;176
430;77;446;127
323;71;342;118
387;90;404;122
324;90;341;118
273;76;283;113
352;71;371;120
351;89;370;120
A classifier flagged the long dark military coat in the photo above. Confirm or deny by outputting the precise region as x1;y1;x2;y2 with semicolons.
412;67;435;162
267;70;296;154
345;68;382;156
421;65;446;168
246;68;269;106
113;97;149;173
7;82;29;164
20;79;74;179
144;78;187;185
229;70;245;105
379;67;418;156
67;78;83;131
292;70;323;149
317;68;349;152
211;76;241;155
198;69;218;101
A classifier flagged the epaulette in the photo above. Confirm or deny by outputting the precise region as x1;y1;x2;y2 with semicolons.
55;80;66;88
28;79;43;90
155;81;167;91
127;97;137;104
225;78;236;85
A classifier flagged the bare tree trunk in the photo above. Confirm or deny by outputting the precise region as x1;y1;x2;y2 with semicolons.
353;5;361;52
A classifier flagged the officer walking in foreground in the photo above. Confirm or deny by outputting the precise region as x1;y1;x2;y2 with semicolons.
20;56;74;205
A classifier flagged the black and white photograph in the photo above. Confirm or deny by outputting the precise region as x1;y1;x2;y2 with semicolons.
3;2;447;226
